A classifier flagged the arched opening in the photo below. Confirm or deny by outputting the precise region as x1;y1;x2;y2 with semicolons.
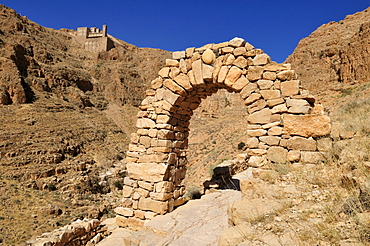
118;37;331;229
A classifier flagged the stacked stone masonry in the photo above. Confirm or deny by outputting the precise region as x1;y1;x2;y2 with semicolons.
118;37;331;229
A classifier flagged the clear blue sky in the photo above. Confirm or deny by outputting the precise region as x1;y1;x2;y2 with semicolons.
2;0;369;63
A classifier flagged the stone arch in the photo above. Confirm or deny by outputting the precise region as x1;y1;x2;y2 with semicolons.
117;37;331;229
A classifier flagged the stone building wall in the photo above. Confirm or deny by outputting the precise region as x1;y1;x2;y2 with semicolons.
77;25;113;53
116;37;331;230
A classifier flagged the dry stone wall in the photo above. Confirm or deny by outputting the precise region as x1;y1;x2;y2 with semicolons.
116;37;331;230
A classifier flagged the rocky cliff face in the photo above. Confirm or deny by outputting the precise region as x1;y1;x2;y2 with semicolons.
286;7;370;107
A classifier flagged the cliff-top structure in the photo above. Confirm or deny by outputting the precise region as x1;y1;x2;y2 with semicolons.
77;25;114;52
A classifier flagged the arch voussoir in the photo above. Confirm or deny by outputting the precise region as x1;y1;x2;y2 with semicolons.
117;37;331;230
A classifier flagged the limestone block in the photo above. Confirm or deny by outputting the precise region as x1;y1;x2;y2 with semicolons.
262;122;280;129
253;54;271;66
170;67;180;79
287;136;316;151
115;207;134;217
233;56;248;68
248;99;267;114
217;66;229;83
157;140;173;147
130;133;140;143
229;37;246;47
277;70;296;81
260;90;281;100
127;217;145;231
247;108;272;124
174;73;193;91
138;197;168;214
166;59;179;67
126;163;169;182
174;197;187;207
233;47;247;56
151;146;172;153
268;126;283;136
247;66;264;81
202;64;213;82
150;192;173;201
163;79;187;96
157;129;175;139
128;144;146;153
271;104;287;114
288;105;310;114
185;47;195;58
201;49;216;64
145;211;157;220
122;186;134;198
116;215;128;227
225;54;236;65
240;83;258;99
173;51;186;60
244;93;261;105
257;80;273;90
221;47;234;53
259;136;280;146
317;137;332;152
134;210;146;219
300;151;324;164
247;137;259;148
266;146;288;163
248;156;266;166
281;80;299;97
151;77;163;89
287;150;301;162
138;154;169;163
155;181;174;193
157;114;171;124
138;181;154;191
139;136;151;148
179;59;187;73
232;75;249;91
267;98;285;107
158;67;170;78
214;41;229;49
263;71;277;81
245;42;254;51
247;149;267;156
123;177;137;187
212;56;224;81
225;66;242;87
148;129;157;138
191;59;205;85
283;114;331;137
274;81;281;89
286;99;309;107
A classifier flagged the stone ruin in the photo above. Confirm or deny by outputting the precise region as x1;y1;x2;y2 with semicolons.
116;37;331;230
77;25;114;53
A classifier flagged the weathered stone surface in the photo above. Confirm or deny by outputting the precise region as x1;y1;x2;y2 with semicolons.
126;163;169;182
247;137;259;148
247;108;272;124
300;151;324;164
116;215;128;227
253;54;271;65
229;75;248;92
122;186;134;198
247;149;267;156
166;59;179;67
233;56;248;68
260;90;281;100
136;118;156;128
268;126;283;136
229;37;246;47
150;192;173;201
287;136;316;151
247;129;267;137
191;59;204;85
248;99;267;114
151;77;163;89
155;181;174;193
277;70;296;81
281;80;299;97
173;51;186;60
267;98;285;107
174;73;193;91
271;104;287;114
202;64;213;82
263;71;277;80
138;181;154;191
221;47;234;53
240;83;258;99
158;67;170;78
163;79;187;96
244;93;261;105
138;197;168;214
225;66;242;87
247;66;264;81
201;49;216;64
264;63;290;71
317;137;332;152
257;80;273;90
127;217;145;231
259;136;280;146
115;207;134;217
288;105;310;114
266;146;288;163
225;54;236;65
170;67;180;79
283;114;331;137
287;150;301;162
217;66;229;83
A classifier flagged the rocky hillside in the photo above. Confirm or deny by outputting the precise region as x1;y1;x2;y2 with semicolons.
0;4;171;245
286;7;370;108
